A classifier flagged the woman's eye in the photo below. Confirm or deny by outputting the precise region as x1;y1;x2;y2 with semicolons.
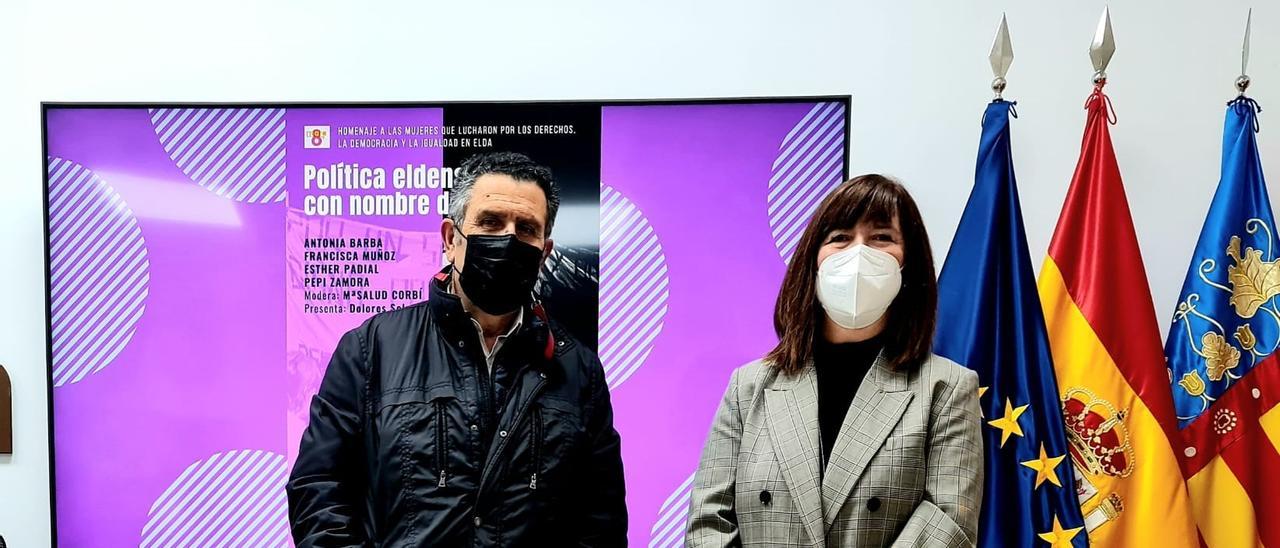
828;234;850;243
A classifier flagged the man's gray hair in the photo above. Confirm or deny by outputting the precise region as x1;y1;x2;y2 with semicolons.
448;152;559;236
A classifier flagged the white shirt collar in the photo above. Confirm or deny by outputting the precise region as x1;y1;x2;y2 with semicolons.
470;308;523;370
447;279;525;369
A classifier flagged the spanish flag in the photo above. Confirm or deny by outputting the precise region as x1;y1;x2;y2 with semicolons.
1037;84;1197;546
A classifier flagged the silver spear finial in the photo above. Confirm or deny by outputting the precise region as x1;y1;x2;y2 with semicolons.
990;13;1014;99
1090;6;1115;85
1237;8;1253;95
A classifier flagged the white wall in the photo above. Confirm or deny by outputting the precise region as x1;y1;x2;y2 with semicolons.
0;1;1272;545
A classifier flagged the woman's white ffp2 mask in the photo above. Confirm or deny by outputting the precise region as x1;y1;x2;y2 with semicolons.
815;244;903;329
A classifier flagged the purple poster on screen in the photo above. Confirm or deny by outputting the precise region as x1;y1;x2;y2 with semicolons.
45;99;847;547
282;108;448;471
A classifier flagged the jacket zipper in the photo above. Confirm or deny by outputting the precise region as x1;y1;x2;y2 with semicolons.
476;376;547;504
529;407;542;490
476;350;492;438
435;400;447;488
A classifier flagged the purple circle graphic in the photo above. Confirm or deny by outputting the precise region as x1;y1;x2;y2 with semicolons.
149;108;287;203
649;472;694;548
48;157;150;387
141;450;289;548
599;184;670;389
767;102;847;263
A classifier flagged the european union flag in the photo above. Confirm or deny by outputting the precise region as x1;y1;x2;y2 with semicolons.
936;100;1088;547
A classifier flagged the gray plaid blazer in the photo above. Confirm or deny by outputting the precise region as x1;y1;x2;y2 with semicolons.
686;354;982;548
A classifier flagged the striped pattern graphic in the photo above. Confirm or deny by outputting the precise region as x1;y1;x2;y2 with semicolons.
141;450;289;548
599;184;669;389
649;472;695;548
767;102;847;263
48;157;150;387
149;108;287;203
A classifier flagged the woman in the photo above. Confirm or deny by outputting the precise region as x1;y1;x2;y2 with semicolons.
686;175;982;548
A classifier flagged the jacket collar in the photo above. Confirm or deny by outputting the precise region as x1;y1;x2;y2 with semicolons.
428;266;556;365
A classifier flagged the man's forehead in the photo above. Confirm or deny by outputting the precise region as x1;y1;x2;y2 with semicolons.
473;193;539;209
473;175;545;202
468;190;545;224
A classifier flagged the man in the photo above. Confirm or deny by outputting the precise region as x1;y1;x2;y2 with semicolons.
287;152;626;547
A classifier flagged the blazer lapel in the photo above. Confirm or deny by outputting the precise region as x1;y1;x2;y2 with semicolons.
764;367;826;548
821;355;914;529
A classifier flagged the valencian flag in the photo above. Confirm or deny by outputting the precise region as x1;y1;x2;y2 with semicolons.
1036;84;1198;546
936;100;1088;547
1166;97;1280;547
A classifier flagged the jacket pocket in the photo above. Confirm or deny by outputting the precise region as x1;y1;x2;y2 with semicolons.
526;397;583;495
874;430;928;494
375;385;458;500
882;430;926;453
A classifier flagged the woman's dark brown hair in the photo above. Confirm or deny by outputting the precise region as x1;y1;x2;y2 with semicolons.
764;174;937;374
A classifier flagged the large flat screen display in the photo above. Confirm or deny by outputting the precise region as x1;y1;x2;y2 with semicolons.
44;97;850;547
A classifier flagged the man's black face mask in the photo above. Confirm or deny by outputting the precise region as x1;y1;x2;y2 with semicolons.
454;227;544;315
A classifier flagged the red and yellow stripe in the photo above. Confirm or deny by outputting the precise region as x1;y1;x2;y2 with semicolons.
1180;350;1280;548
